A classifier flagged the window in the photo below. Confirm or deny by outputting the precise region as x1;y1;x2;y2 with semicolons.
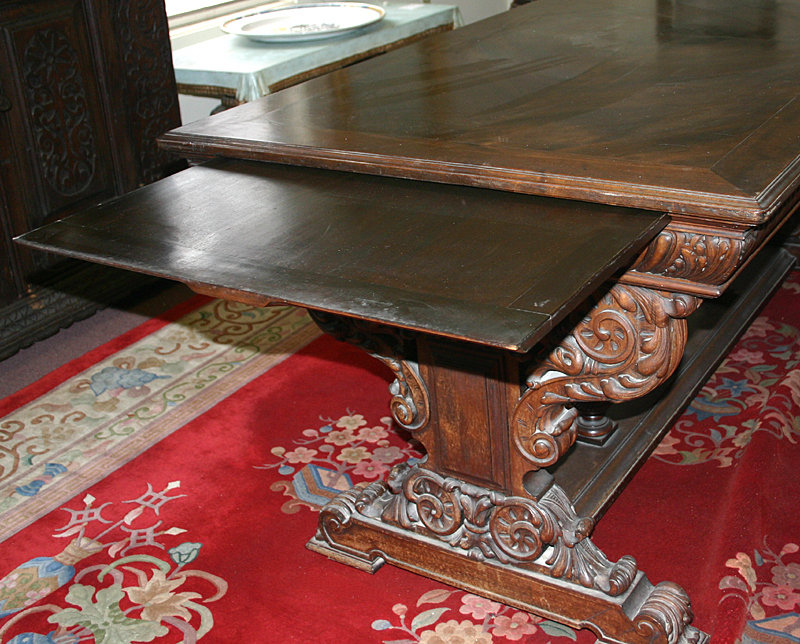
165;0;282;29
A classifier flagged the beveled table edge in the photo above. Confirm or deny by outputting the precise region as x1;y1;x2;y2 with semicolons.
158;131;785;224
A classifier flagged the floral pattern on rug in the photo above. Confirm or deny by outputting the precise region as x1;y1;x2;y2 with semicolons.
719;539;800;621
260;412;585;643
0;301;318;541
741;613;800;643
371;589;579;643
0;481;226;643
653;300;800;467
258;411;423;513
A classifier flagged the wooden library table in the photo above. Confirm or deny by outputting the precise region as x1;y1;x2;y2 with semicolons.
19;0;800;642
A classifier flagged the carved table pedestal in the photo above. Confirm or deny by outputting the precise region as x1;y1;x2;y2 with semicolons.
304;208;797;643
307;282;708;644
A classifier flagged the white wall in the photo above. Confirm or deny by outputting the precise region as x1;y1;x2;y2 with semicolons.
178;95;220;125
435;0;511;25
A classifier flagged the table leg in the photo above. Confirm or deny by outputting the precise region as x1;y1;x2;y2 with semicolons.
307;284;708;644
575;401;618;445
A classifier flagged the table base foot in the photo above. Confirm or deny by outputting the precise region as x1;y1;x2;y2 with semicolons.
308;464;709;644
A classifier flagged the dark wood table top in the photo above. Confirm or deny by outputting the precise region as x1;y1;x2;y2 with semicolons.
17;159;664;352
161;0;800;224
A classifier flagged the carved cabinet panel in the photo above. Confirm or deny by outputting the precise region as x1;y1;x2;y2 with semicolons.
0;0;184;356
1;0;117;282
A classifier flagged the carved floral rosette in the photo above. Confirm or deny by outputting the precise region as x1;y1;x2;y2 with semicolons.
512;284;701;469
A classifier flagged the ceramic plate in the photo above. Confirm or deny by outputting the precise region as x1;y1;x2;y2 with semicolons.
222;3;386;42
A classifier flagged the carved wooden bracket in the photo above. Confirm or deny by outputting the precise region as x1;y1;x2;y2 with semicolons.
308;312;430;432
307;307;709;644
512;285;701;471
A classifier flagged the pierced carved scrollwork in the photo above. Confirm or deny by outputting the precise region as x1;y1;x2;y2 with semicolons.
22;29;96;197
381;463;637;596
512;285;701;469
308;312;430;432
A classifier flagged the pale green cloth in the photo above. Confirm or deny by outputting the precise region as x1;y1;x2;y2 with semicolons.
172;2;461;102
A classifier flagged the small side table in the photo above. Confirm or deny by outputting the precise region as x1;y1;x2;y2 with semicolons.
171;2;460;109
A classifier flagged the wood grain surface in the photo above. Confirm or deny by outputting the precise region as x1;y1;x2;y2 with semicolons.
17;159;664;352
160;0;800;222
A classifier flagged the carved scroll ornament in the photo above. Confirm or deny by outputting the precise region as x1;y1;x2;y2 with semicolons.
635;582;698;644
314;463;703;644
512;284;701;470
23;29;96;197
308;312;429;432
380;462;638;595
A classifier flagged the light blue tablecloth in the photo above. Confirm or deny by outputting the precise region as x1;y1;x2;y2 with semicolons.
172;2;461;102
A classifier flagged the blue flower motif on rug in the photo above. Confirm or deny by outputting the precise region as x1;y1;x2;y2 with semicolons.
15;464;68;497
89;366;168;396
6;632;62;643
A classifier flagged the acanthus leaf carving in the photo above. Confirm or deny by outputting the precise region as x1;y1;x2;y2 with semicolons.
381;462;638;596
512;285;701;469
314;466;706;644
628;225;760;287
634;581;699;644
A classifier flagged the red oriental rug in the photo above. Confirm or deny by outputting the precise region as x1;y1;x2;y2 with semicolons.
1;275;800;644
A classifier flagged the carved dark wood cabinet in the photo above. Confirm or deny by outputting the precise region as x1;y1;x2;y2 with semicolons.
0;0;184;359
